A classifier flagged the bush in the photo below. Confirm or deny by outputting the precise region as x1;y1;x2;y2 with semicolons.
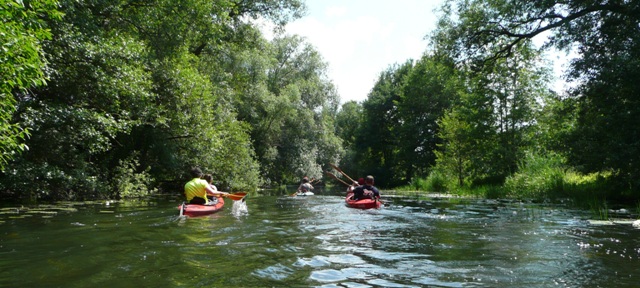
423;169;450;192
405;169;456;193
113;154;157;198
504;151;566;199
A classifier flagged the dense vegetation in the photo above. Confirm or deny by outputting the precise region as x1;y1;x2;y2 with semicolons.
2;0;639;205
337;0;640;204
1;0;341;201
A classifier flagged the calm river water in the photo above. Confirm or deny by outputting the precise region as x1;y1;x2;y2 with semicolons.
1;188;640;287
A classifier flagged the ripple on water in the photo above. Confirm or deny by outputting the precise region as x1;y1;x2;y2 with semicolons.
252;263;293;280
310;269;348;282
412;276;465;288
294;256;331;268
317;282;372;288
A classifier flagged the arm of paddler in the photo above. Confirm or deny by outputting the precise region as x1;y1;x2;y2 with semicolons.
205;185;228;197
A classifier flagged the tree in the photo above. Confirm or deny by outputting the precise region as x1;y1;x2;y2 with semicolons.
259;35;342;184
1;0;308;200
396;53;460;181
438;0;640;193
433;19;551;186
435;109;472;187
0;0;62;169
354;62;413;187
335;101;363;174
200;33;342;185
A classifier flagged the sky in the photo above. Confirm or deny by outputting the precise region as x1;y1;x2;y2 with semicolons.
275;0;572;105
282;0;446;104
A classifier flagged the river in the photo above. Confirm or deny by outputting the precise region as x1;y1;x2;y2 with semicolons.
1;187;639;287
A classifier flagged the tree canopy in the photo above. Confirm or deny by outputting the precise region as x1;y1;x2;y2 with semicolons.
3;0;640;202
1;0;346;201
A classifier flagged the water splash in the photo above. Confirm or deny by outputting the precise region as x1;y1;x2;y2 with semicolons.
232;199;249;217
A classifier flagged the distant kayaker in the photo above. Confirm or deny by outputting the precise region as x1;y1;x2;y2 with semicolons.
351;175;380;200
297;176;314;193
184;167;228;205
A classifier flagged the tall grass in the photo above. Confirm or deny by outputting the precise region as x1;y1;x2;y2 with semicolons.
503;151;565;199
396;169;451;193
421;169;450;192
453;184;506;199
395;151;622;214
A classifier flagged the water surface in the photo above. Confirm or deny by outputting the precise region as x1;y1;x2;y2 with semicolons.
1;190;639;287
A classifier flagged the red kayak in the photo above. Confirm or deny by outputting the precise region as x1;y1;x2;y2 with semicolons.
179;197;225;217
345;192;381;209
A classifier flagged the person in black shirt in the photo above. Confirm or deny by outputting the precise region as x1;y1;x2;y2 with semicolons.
351;175;380;200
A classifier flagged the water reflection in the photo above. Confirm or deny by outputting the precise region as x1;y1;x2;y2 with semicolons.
1;191;640;287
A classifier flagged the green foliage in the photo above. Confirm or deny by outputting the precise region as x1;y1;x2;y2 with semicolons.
429;40;550;188
503;151;567;199
0;158;109;201
446;184;506;199
435;109;472;188
334;101;363;176
223;35;341;185
396;54;460;182
113;153;157;198
1;0;316;201
420;169;451;193
353;61;413;187
434;0;640;201
0;0;62;169
335;101;363;148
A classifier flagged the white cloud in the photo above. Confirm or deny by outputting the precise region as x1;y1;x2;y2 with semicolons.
283;0;445;103
269;0;570;104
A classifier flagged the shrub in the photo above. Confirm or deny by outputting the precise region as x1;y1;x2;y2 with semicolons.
422;169;450;192
504;151;566;199
113;154;157;198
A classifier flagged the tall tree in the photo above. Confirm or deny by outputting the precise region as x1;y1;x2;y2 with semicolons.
355;62;413;187
215;34;342;185
335;101;363;174
437;0;640;193
0;0;62;169
396;53;460;182
1;0;307;200
433;8;551;185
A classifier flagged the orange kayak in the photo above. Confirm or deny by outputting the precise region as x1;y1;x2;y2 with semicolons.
345;192;381;209
178;197;225;217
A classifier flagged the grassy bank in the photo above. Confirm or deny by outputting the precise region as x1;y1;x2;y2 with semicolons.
395;154;639;220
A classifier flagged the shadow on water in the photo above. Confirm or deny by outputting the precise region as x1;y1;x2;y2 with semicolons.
1;188;640;287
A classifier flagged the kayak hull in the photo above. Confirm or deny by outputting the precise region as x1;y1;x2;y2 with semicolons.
295;191;314;196
179;197;225;217
345;193;381;209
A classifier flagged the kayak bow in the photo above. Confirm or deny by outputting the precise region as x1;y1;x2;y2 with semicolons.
345;192;381;209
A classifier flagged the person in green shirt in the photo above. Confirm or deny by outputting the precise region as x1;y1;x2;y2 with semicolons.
184;167;228;205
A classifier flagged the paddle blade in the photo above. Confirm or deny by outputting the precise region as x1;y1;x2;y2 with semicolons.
224;192;247;201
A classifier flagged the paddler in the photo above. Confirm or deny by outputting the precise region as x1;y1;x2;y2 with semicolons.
184;167;228;205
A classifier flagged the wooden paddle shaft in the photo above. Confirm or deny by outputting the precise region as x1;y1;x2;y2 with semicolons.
329;163;356;183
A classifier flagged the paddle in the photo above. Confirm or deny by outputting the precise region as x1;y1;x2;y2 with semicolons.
326;171;350;186
329;163;356;183
214;192;247;201
179;202;185;216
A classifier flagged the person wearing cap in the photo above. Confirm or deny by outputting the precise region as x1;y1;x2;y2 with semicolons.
184;167;228;205
351;175;380;200
297;176;314;193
